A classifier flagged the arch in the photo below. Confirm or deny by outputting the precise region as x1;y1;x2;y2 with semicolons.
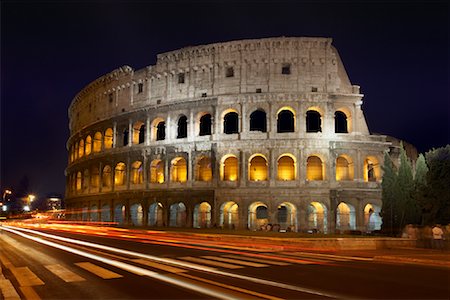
336;202;356;231
221;155;238;181
336;155;354;181
104;128;113;149
177;115;188;139
93;132;102;152
219;201;239;229
307;202;328;233
148;202;164;226
74;143;79;160
114;162;127;186
335;111;348;133
151;118;166;141
171;157;187;183
83;169;89;191
82;206;88;221
193;202;212;228
195;156;212;182
78;140;85;158
249;154;268;181
306;110;322;132
90;166;100;189
223;112;239;134
277;202;297;231
101;204;110;222
114;204;126;225
199;113;212;136
90;205;98;222
123;129;129;146
277;108;295;133
364;204;382;231
150;159;165;183
249;109;267;132
169;202;186;227
76;171;82;191
130;203;144;226
277;154;296;181
306;156;324;181
364;156;381;182
248;202;268;230
85;135;92;155
133;121;146;144
70;145;74;162
102;165;112;188
131;161;143;184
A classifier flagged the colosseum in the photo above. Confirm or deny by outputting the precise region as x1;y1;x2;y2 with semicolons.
66;37;389;233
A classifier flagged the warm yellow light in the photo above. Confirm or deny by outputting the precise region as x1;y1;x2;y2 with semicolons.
5;189;12;195
28;194;36;202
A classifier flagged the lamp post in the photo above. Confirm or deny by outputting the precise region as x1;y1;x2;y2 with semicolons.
24;194;36;212
1;189;12;212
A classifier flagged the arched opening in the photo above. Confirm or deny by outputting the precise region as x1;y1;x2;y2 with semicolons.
90;205;98;222
193;202;212;228
83;169;89;192
250;109;267;132
150;159;165;183
104;128;113;149
102;165;112;189
90;166;100;190
364;156;381;182
221;155;238;181
171;157;187;183
169;202;186;227
85;136;92;155
277;155;295;181
248;202;268;230
277;109;295;133
335;111;348;133
114;162;126;186
123;129;129;146
306;110;322;132
336;155;354;181
220;201;239;229
177;115;188;139
131;161;143;184
70;145;74;162
156;121;166;141
364;204;382;231
195;156;212;182
74;143;79;160
130;203;143;226
101;204;110;222
93;132;102;152
336;202;356;231
78;140;85;158
249;155;268;181
114;204;126;225
223;112;239;134
277;202;297;231
307;156;324;181
76;172;82;191
133;122;145;144
82;206;88;221
148;202;164;226
199;114;212;136
307;202;328;233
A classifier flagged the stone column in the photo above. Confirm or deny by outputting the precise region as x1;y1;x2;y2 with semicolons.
329;191;338;234
128;121;133;147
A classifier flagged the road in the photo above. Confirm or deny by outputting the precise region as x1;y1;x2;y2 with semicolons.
1;223;449;299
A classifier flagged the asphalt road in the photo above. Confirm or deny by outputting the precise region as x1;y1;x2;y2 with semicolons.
1;224;449;299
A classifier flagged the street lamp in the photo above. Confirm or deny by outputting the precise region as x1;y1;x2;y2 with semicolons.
25;194;36;211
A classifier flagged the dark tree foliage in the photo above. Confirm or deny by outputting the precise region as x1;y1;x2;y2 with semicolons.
397;145;418;227
381;152;398;234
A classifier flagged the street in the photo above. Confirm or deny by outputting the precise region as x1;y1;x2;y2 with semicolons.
1;223;449;299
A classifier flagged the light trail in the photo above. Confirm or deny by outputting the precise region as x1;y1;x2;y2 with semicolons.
2;225;349;299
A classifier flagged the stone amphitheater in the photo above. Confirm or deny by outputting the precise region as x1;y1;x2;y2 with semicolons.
66;37;390;233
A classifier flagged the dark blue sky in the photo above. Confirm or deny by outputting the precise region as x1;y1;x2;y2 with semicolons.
1;1;449;197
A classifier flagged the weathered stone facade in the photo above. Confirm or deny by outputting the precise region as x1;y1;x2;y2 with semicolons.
66;37;389;233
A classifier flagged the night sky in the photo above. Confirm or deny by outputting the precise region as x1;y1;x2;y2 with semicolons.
1;1;449;198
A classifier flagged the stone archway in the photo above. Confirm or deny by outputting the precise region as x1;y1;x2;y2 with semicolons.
336;202;356;231
364;203;382;231
220;201;239;229
169;202;187;227
248;202;268;230
130;203;144;226
276;202;297;232
307;202;328;233
148;202;164;226
193;202;212;228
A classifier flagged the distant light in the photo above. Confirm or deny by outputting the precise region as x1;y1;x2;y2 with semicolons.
28;194;36;202
49;198;60;201
2;205;7;212
5;189;12;194
23;205;30;212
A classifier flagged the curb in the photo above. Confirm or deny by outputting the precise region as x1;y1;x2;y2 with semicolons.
374;255;450;268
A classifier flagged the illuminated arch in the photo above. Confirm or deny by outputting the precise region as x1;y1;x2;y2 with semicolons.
114;162;127;186
171;157;187;183
335;107;352;133
104;128;113;149
102;165;112;189
220;201;239;229
364;203;382;231
78;140;84;158
150;159;165;183
131;161;143;184
151;118;166;141
74;143;79;160
177;115;188;139
199;113;212;136
93;132;102;152
169;202;186;227
249;109;267;132
248;201;268;230
222;109;239;134
277;106;295;133
364;156;381;182
114;204;126;225
249;154;268;181
76;171;82;191
306;108;322;133
90;166;100;190
221;155;238;181
307;202;328;233
193;202;212;228
132;121;146;144
306;155;324;181
276;202;297;231
336;155;354;181
195;156;212;182
85;136;92;155
336;202;356;231
277;154;296;181
130;203;144;226
148;202;164;226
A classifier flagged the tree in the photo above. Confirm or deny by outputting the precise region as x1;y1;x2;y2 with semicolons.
397;144;417;227
414;154;428;225
381;152;397;235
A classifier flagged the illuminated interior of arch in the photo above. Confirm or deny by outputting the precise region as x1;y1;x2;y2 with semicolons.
364;156;381;182
277;155;295;180
171;157;187;183
104;128;113;149
85;136;92;155
220;201;239;228
131;161;143;184
93;132;102;152
90;166;100;188
102;165;112;188
306;156;323;180
76;172;82;191
132;121;145;144
114;162;126;186
150;159;165;183
78;140;84;158
336;156;354;181
196;157;212;181
222;156;238;181
249;155;268;181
